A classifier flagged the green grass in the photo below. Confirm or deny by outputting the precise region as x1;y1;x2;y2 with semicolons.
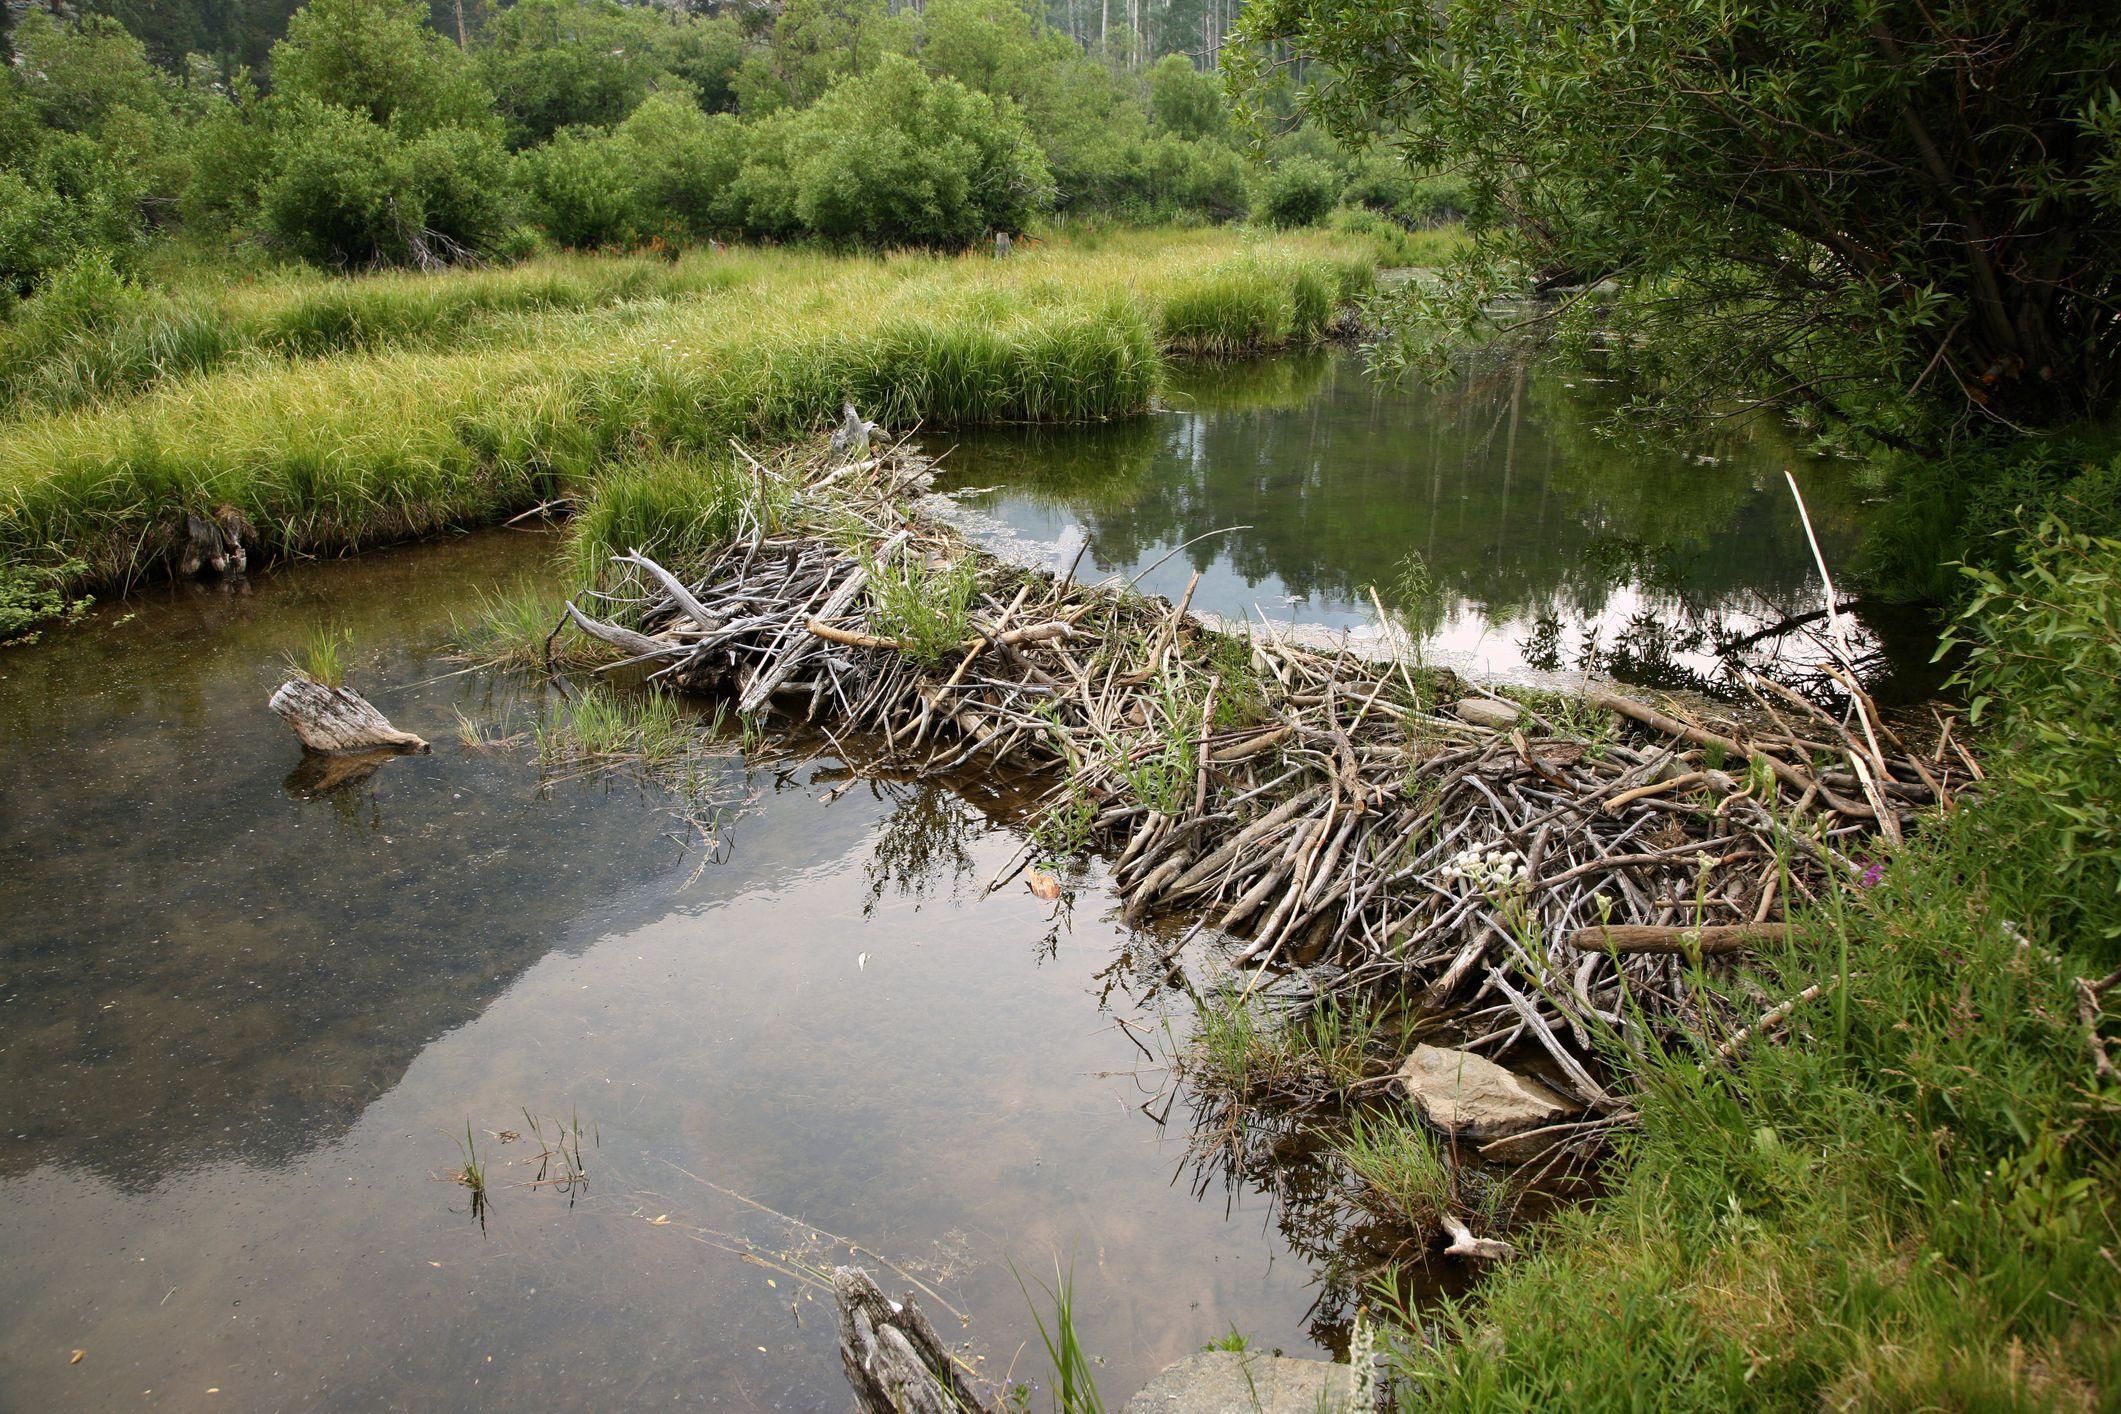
534;682;693;768
451;576;570;670
1376;525;2121;1410
1016;1259;1107;1414
0;230;1374;608
863;551;981;668
288;621;352;687
563;453;778;589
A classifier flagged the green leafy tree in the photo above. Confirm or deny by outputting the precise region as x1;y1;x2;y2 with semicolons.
614;89;743;240
787;53;1053;247
272;0;489;133
1231;0;2121;443
1145;52;1222;140
474;0;677;147
259;98;419;263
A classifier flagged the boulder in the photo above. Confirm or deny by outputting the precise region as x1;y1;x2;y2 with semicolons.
1123;1352;1357;1412
1453;697;1521;730
1395;1044;1572;1162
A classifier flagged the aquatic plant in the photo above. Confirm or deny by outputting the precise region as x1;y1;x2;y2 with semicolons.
1015;1259;1105;1414
288;622;353;687
450;576;569;670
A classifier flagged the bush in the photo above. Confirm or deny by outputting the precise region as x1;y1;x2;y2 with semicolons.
614;91;744;242
1858;431;2121;603
1146;54;1227;141
787;55;1053;248
405;124;519;258
1251;155;1339;228
1947;519;2121;942
1139;134;1247;221
260;101;418;265
521;126;636;249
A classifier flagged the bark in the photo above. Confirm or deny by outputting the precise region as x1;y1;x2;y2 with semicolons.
269;679;429;755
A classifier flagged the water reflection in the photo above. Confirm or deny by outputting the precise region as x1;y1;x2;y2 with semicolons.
0;536;1341;1409
935;350;1943;702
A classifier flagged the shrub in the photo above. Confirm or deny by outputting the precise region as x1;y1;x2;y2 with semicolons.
405;124;519;258
788;55;1053;248
521;126;637;249
271;0;490;134
1858;431;2121;603
1140;134;1247;221
1946;519;2121;942
614;91;744;242
260;101;419;266
1251;155;1339;228
1146;53;1227;141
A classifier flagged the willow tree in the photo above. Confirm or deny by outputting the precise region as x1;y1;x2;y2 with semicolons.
1231;1;2121;444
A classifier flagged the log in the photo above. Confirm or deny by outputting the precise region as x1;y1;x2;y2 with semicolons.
269;679;429;755
1566;923;1788;956
833;1267;998;1414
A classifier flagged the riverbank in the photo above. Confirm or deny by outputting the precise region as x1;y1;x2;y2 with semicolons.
1367;520;2121;1409
0;229;1370;637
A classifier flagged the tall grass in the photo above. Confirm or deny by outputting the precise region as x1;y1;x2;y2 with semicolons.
0;230;1372;605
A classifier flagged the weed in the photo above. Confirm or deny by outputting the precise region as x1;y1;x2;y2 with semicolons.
1014;1259;1105;1414
534;683;689;767
865;552;979;668
1333;1108;1459;1232
451;576;568;670
289;622;353;687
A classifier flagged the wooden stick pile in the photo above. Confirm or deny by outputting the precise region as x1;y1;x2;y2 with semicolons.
564;440;1974;1102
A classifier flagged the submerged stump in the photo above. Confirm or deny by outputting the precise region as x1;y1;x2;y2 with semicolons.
269;679;429;755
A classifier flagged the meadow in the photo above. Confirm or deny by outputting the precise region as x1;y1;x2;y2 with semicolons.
0;228;1371;613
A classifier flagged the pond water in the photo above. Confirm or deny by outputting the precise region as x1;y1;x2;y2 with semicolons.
936;350;1942;703
0;349;1943;1409
0;534;1372;1410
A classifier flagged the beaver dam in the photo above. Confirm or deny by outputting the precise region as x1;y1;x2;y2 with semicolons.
555;436;1972;1329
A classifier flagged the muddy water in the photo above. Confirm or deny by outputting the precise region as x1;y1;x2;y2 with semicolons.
936;350;1942;702
0;535;1344;1410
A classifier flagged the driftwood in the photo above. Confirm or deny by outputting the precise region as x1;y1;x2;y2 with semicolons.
560;439;1972;1110
833;1267;999;1414
269;679;429;755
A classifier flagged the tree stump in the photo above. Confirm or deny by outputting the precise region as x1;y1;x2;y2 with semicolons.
833;1267;998;1414
269;679;429;755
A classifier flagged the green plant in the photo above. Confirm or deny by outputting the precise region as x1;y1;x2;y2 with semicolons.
1015;1259;1105;1414
1251;156;1340;229
1333;1107;1460;1231
865;552;980;668
451;576;567;670
534;682;690;768
0;558;91;643
290;621;353;686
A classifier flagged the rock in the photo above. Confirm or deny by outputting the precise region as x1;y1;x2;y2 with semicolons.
1395;1044;1571;1162
1453;697;1521;730
1123;1352;1357;1413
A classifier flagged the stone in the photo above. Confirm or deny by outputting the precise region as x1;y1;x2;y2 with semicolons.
1453;697;1521;730
1123;1352;1357;1413
1395;1044;1572;1161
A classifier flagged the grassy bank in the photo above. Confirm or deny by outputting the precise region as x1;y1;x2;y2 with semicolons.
1371;522;2121;1409
0;230;1370;619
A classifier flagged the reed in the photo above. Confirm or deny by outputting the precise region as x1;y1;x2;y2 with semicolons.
0;230;1371;613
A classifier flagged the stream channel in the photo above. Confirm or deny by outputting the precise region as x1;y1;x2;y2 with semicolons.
0;348;1923;1408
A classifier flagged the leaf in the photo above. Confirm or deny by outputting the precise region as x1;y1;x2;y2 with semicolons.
1026;868;1062;901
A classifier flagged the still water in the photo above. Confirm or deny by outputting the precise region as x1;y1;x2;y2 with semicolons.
936;350;1940;701
1;350;1930;1408
0;535;1344;1410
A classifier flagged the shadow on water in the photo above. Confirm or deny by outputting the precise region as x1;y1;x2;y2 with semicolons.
935;348;1946;704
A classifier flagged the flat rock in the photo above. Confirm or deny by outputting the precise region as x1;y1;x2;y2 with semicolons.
1396;1045;1571;1159
1123;1352;1356;1412
1453;697;1521;730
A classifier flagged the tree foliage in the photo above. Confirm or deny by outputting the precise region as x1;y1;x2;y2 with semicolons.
1233;0;2121;442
